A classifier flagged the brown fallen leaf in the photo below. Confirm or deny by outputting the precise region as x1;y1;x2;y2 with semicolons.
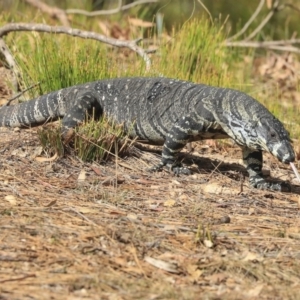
186;264;202;281
144;256;180;274
202;182;239;195
266;0;273;9
11;148;27;158
242;251;263;262
203;239;213;248
37;180;56;188
118;161;137;171
135;178;155;185
244;284;264;297
43;200;57;207
77;169;86;182
98;20;110;36
205;272;227;284
77;207;99;214
163;199;176;207
128;17;154;28
35;152;58;162
4;195;17;206
90;165;101;176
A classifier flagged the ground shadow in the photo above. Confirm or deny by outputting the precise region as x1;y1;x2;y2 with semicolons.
179;152;300;195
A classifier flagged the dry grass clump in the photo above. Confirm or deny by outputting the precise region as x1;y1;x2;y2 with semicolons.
37;116;133;163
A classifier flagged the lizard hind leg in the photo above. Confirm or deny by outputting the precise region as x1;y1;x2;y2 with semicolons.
150;117;202;175
61;91;102;136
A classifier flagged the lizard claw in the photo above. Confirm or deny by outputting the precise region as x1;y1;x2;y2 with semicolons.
269;182;291;192
148;163;191;176
148;164;163;173
172;166;192;176
253;181;291;192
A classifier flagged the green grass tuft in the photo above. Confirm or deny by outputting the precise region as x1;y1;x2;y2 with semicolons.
74;116;132;162
37;116;132;163
37;124;65;158
156;19;239;87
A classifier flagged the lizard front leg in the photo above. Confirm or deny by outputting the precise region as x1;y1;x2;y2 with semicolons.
242;147;290;191
151;117;204;175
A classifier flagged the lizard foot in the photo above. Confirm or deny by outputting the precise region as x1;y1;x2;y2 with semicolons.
252;181;291;192
148;164;163;173
172;166;192;176
148;163;191;176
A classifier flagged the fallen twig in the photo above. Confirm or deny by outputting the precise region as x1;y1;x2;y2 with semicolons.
0;274;36;283
62;207;98;225
5;82;40;105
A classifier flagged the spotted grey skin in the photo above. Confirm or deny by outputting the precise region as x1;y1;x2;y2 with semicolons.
0;77;295;190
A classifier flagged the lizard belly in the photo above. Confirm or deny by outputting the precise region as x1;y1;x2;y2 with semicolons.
192;131;230;141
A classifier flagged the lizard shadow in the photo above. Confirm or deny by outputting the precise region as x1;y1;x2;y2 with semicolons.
178;152;300;195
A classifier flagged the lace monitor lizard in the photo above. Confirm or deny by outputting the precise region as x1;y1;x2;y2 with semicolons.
0;77;295;191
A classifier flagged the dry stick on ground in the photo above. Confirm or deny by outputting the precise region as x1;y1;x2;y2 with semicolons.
0;23;151;71
23;0;158;25
5;82;40;105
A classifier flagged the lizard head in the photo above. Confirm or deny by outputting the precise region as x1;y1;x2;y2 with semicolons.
245;117;295;164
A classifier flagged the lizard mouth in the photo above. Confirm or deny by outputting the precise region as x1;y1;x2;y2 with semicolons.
271;141;295;164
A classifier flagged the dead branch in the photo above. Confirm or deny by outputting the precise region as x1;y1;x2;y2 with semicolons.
244;0;281;41
196;0;213;24
66;0;158;16
285;2;300;14
228;38;300;47
225;40;300;54
226;0;265;42
0;38;16;70
23;0;158;23
6;82;40;105
0;23;151;70
0;38;20;92
225;0;300;54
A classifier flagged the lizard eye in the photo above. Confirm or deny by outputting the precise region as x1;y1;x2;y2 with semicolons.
270;131;276;138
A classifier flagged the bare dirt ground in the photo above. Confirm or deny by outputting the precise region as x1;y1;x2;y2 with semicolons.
1;124;300;300
0;66;300;300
